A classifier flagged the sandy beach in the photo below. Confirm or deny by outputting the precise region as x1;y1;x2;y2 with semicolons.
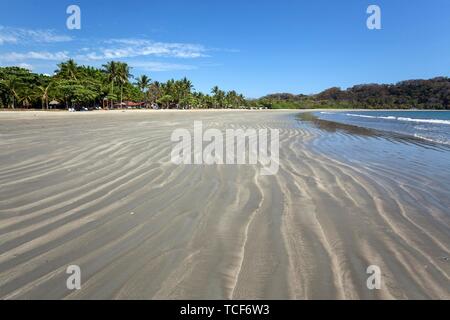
0;110;449;299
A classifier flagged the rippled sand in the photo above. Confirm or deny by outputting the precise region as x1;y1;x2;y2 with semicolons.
0;110;449;299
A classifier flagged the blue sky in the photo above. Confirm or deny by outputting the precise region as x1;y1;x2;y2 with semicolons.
0;0;449;97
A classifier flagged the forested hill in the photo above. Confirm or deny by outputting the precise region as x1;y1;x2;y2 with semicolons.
252;77;450;110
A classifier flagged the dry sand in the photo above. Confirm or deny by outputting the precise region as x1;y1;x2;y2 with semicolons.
0;110;448;299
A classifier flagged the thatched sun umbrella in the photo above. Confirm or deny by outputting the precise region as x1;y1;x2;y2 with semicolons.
48;100;60;109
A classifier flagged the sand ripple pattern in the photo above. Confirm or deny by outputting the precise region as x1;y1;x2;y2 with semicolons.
0;110;448;299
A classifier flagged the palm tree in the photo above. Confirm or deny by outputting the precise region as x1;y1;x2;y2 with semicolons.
225;90;243;108
36;82;52;109
136;75;151;93
238;94;246;108
211;86;220;96
211;86;225;108
116;62;132;108
148;81;161;105
136;75;151;107
56;59;78;80
175;78;194;108
102;61;119;108
180;77;193;96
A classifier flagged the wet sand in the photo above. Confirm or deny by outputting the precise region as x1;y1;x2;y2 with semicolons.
0;110;449;299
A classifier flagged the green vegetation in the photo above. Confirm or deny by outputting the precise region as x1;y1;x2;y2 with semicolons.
250;78;450;110
1;60;449;110
0;59;246;110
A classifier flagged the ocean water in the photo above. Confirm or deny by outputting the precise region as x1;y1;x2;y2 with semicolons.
314;110;450;146
299;110;450;211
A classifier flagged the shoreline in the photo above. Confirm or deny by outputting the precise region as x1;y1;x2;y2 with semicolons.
0;108;447;122
1;108;450;114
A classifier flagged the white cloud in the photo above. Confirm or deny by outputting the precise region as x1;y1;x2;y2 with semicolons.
130;61;197;72
0;51;70;61
0;26;72;45
76;38;208;61
0;31;231;74
0;34;17;45
17;62;33;70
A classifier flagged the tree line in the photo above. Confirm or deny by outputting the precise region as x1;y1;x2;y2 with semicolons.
0;59;247;110
2;61;449;110
250;77;450;110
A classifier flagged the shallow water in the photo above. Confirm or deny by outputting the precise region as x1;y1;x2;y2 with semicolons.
315;110;450;146
299;111;450;212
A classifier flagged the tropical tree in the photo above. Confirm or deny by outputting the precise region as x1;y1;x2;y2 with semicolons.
157;94;173;109
116;62;132;107
135;75;151;106
102;61;119;108
72;86;98;106
225;90;245;108
211;86;225;108
0;61;249;110
177;77;193;107
56;59;78;80
136;75;151;93
147;81;162;105
0;77;22;108
19;88;35;108
36;82;52;109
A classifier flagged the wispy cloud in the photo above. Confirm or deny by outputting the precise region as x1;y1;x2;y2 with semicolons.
130;61;197;72
0;26;72;45
0;51;70;61
17;62;33;70
0;33;17;45
76;38;208;61
0;27;235;73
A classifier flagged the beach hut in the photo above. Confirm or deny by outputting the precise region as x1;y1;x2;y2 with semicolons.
125;101;145;108
49;100;60;109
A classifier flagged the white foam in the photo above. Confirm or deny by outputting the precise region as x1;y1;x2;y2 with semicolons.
345;113;396;120
414;134;450;145
345;113;450;125
379;116;396;120
345;113;377;119
397;117;450;125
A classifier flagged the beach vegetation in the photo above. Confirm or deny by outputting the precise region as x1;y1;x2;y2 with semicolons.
1;61;449;110
0;61;247;110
